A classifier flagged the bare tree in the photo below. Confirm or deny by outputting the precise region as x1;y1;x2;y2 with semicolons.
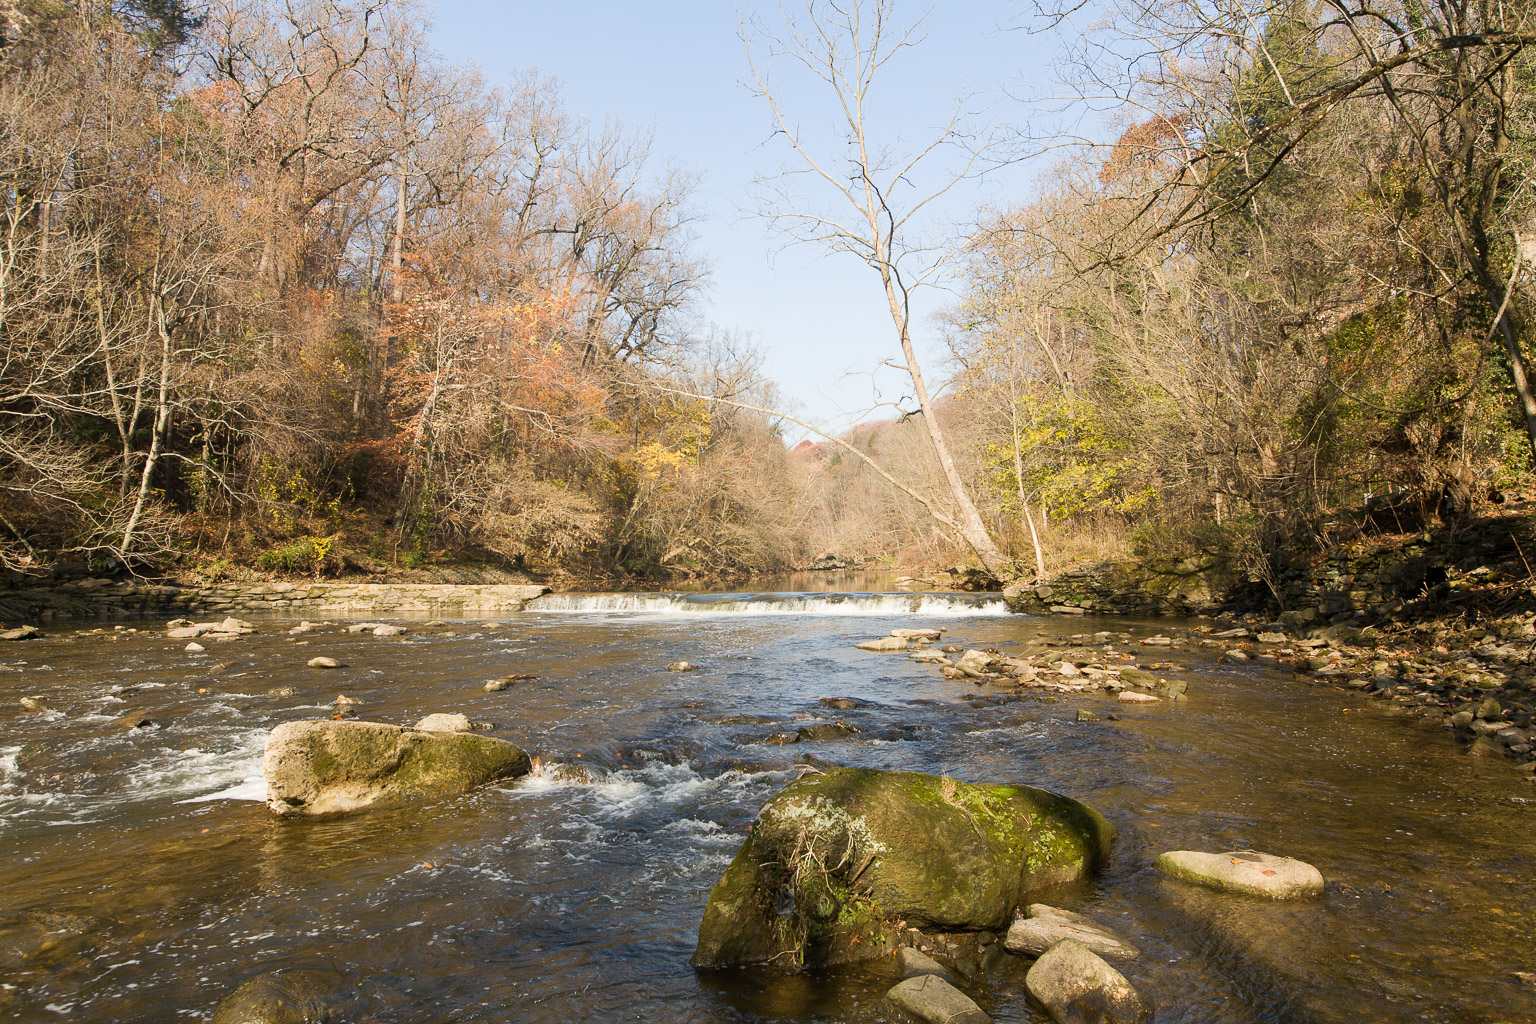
742;0;1013;577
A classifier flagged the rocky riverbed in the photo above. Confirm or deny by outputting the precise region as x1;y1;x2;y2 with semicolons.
2;592;1535;1022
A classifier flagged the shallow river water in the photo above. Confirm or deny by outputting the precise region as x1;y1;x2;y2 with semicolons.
1;589;1534;1023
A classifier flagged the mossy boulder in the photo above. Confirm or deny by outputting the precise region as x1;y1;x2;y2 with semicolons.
210;967;356;1024
263;720;531;818
692;768;1114;969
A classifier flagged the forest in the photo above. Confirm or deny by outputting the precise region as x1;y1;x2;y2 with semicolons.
2;0;1534;587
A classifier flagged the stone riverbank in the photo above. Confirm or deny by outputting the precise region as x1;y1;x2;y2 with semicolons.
0;581;552;623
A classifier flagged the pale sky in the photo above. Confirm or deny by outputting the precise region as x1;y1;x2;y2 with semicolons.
430;2;1077;435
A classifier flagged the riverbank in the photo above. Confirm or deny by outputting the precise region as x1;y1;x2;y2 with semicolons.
1003;507;1536;766
0;580;551;622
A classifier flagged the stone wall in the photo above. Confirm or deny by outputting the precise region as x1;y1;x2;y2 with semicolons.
1005;516;1535;624
0;581;553;623
1004;561;1225;618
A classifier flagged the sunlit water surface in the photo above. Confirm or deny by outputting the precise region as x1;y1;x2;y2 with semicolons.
1;590;1533;1022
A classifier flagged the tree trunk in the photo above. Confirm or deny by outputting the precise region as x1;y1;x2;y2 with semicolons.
876;262;1011;578
122;297;174;556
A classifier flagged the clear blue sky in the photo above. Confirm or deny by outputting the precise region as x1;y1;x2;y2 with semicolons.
429;2;1076;435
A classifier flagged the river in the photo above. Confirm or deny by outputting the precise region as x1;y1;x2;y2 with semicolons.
1;587;1533;1022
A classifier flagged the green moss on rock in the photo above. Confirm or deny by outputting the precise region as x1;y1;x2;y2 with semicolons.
692;768;1114;969
263;720;530;818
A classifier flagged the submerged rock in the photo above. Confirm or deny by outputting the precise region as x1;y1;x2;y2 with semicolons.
18;696;47;713
795;721;858;742
0;909;93;968
1154;849;1324;898
1025;938;1150;1024
263;720;531;817
539;762;610;785
1006;905;1140;960
692;767;1114;969
668;661;698;672
210;966;357;1024
883;973;990;1024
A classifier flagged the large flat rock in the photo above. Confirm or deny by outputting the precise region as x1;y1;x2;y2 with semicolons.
1154;850;1324;899
263;720;530;817
1006;905;1141;960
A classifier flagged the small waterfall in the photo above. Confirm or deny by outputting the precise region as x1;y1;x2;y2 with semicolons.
523;592;1011;617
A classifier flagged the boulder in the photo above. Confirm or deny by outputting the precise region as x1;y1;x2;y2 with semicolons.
263;720;531;817
19;696;47;712
896;946;956;982
220;617;256;634
186;642;206;652
883;974;990;1024
168;625;210;639
668;661;697;672
306;657;342;669
1154;849;1323;898
796;721;858;741
857;636;909;652
413;713;472;733
0;625;40;641
346;622;389;634
692;767;1114;969
892;628;945;640
1006;905;1140;960
1025;939;1150;1024
210;967;356;1024
371;624;407;637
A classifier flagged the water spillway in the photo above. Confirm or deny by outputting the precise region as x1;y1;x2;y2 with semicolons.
524;590;1011;617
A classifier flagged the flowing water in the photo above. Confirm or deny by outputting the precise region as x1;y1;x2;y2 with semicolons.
1;589;1534;1023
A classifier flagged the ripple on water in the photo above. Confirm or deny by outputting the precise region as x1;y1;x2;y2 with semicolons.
0;600;1534;1024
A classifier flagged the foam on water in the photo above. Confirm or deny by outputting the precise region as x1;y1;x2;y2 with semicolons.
524;591;1010;618
0;728;270;827
0;745;20;790
180;776;267;804
517;760;789;819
